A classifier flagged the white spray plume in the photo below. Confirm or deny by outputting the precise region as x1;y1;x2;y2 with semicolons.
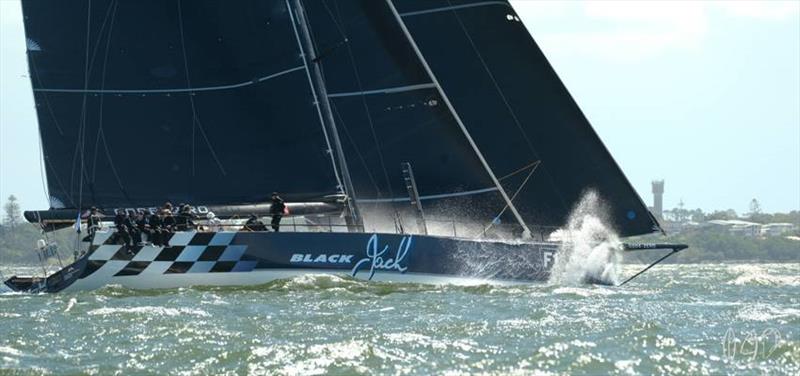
548;191;623;286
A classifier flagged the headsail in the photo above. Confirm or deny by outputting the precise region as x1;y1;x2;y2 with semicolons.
303;0;661;237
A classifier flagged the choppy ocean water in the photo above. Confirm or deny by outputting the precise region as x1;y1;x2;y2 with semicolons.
0;263;798;375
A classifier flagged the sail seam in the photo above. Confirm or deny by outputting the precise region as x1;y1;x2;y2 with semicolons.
327;83;436;98
399;1;510;17
31;66;305;94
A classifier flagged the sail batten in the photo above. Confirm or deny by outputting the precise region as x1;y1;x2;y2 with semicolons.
31;66;306;94
327;83;436;98
399;1;512;17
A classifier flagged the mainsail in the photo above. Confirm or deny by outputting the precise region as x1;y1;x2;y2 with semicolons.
22;0;661;237
22;0;342;208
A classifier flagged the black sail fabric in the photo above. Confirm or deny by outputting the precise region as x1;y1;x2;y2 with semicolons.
22;0;339;208
391;0;660;237
302;1;497;206
23;0;660;237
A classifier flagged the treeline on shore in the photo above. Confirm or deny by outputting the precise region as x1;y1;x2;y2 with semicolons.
625;228;798;264
1;221;797;266
0;223;77;265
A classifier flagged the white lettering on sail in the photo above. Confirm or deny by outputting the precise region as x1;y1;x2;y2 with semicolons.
351;234;412;280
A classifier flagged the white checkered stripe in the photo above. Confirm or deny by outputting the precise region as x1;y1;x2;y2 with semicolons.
82;232;257;278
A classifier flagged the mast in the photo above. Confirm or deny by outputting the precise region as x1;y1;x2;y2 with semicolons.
383;0;532;238
289;0;363;231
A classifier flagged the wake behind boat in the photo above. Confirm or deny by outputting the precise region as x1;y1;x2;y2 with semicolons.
4;0;685;293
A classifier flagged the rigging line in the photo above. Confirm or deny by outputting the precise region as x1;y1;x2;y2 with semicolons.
294;0;363;225
76;0;93;210
448;2;571;213
498;160;541;182
331;6;396;200
91;0;125;193
29;61;65;136
286;0;344;193
478;161;541;238
321;0;348;40
33;66;306;94
322;0;400;222
36;121;50;206
84;0;117;83
385;0;532;237
447;1;536;158
399;1;511;17
43;155;73;207
330;101;383;200
98;128;130;199
176;0;227;177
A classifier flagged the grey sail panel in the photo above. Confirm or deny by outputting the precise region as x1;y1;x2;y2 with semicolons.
23;0;339;208
393;0;660;236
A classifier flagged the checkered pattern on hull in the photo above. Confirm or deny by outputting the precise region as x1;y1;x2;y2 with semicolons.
83;232;256;279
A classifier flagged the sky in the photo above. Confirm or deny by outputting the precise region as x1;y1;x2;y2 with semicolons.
1;0;799;215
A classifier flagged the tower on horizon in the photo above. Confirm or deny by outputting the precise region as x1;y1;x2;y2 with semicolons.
652;180;664;219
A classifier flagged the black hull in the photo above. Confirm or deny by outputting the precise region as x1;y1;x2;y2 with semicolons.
3;231;558;293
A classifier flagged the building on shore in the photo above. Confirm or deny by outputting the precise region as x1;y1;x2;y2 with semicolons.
761;223;796;237
706;220;798;237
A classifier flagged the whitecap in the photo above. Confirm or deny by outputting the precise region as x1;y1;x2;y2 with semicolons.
87;306;210;317
728;265;800;287
0;346;23;357
736;304;800;322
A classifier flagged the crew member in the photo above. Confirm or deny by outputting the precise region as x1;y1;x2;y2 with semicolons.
243;214;267;231
113;211;133;247
149;209;164;246
270;192;286;232
134;211;151;245
82;206;102;242
162;209;176;235
175;204;195;231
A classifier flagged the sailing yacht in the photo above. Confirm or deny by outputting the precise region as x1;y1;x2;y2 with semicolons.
4;0;674;293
